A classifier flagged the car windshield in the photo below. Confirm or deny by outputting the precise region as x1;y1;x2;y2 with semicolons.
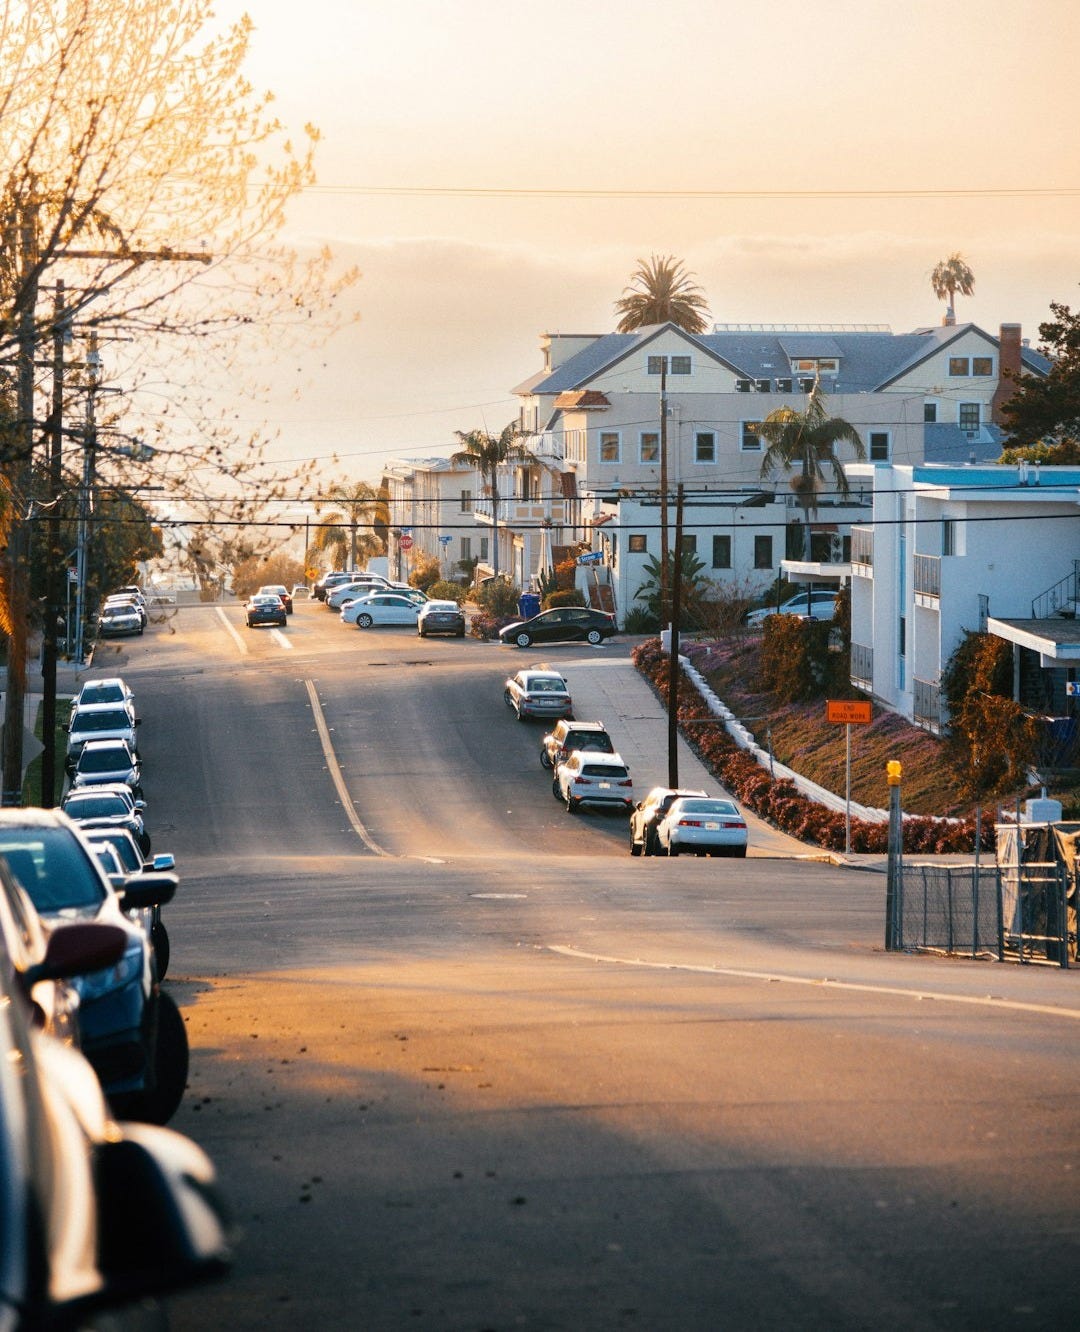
77;683;125;705
569;734;613;751
676;800;739;816
77;747;131;773
0;828;107;912
583;764;628;778
71;710;131;733
63;793;130;819
528;679;567;693
89;833;141;872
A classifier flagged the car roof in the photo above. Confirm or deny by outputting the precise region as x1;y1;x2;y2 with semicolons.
568;750;626;765
644;786;708;799
518;669;567;683
422;600;461;610
558;720;607;733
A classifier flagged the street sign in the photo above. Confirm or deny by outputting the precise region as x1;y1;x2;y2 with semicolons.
827;699;872;725
576;550;603;565
399;534;413;551
1067;681;1080;697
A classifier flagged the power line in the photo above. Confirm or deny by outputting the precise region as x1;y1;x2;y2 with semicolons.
302;184;1080;202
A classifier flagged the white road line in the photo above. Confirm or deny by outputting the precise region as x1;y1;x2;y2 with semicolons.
215;606;247;654
304;678;386;855
548;945;1080;1021
271;628;293;651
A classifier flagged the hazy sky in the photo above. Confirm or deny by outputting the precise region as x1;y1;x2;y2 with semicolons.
212;0;1080;483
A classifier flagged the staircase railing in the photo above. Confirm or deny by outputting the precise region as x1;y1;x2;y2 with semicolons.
1032;560;1080;618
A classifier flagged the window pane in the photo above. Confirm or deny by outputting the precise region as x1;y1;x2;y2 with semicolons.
682;535;697;555
712;534;731;568
695;432;715;462
972;356;992;376
754;535;773;569
869;432;889;460
647;356;665;375
671;356;691;375
959;403;980;429
640;432;659;462
741;421;761;451
948;357;969;376
599;432;620;462
628;534;647;553
924;401;938;423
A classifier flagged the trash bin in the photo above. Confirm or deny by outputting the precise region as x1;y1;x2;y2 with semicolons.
518;592;541;618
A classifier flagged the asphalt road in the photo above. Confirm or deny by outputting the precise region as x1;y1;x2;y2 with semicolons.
100;600;1080;1331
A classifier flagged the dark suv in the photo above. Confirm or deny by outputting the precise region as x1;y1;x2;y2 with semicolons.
541;720;615;780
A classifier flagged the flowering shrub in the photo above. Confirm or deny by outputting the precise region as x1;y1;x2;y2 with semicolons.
469;611;515;641
632;637;988;854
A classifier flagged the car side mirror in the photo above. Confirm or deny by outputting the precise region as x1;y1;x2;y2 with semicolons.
149;853;175;872
23;922;127;990
120;872;177;909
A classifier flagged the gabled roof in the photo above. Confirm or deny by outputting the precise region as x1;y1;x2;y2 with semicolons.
554;390;611;409
518;321;1052;398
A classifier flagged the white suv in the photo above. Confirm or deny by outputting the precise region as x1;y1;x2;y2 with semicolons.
556;752;634;814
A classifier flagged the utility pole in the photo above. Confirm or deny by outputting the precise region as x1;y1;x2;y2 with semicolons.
666;485;685;788
39;280;68;807
73;333;101;666
659;358;670;627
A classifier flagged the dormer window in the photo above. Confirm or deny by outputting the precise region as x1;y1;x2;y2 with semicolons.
755;378;770;392
775;377;793;393
735;378;752;392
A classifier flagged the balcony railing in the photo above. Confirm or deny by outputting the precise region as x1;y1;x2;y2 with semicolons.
850;641;873;689
913;553;941;598
850;526;873;569
913;677;941;731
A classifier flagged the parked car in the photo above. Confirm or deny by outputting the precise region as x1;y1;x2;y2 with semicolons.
85;828;175;979
503;669;573;723
71;738;142;794
257;583;293;614
291;584;312;599
327;576;395;610
541;719;615;772
0;809;185;1122
629;786;709;857
417;599;466;637
655;795;749;857
62;786;150;855
64;703;141;771
314;570;358;601
97;602;144;637
744;589;838;626
71;676;135;714
499;606;618;648
0;902;230;1327
556;751;634;814
245;593;287;628
342;592;423;628
103;593;148;627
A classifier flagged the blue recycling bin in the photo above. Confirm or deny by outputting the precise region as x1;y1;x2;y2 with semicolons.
518;592;541;619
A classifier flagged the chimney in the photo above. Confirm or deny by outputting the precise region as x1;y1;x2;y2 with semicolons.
992;323;1023;424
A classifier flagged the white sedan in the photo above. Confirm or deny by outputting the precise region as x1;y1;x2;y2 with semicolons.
341;593;423;629
655;796;748;857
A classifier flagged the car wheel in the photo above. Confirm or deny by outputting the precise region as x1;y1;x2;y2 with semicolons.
357;613;373;628
418;627;426;637
112;990;188;1125
456;628;466;637
734;847;747;858
515;631;532;647
151;921;170;980
630;835;642;857
643;829;658;857
540;749;553;769
565;795;578;814
667;843;679;857
516;708;528;722
586;628;603;645
551;775;562;799
504;689;514;709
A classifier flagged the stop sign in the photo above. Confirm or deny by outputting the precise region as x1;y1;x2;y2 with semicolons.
399;534;413;551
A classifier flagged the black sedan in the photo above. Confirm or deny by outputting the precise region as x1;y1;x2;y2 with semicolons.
499;606;617;648
246;593;287;628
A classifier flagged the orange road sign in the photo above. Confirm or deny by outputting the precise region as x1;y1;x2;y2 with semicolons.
827;699;872;725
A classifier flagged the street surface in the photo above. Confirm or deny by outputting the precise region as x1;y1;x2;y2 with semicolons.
100;600;1079;1331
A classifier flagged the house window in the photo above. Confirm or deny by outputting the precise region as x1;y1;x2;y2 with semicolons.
695;432;716;463
460;489;473;512
681;535;697;555
924;401;938;423
712;534;731;568
869;431;890;461
799;377;815;393
647;355;664;375
755;378;770;392
948;356;969;376
671;355;691;375
639;432;660;463
959;402;980;431
942;518;957;556
460;537;471;561
735;378;752;392
754;535;773;569
972;356;993;376
480;537;489;561
647;355;691;375
599;431;621;463
775;377;793;393
628;534;647;553
740;421;762;452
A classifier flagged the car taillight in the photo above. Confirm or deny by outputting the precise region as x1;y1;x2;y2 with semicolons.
573;776;588;785
617;779;632;787
678;819;703;827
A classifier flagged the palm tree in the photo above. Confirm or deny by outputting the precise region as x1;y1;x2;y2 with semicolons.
930;253;975;325
313;479;383;570
450;423;529;578
614;255;710;334
758;382;865;559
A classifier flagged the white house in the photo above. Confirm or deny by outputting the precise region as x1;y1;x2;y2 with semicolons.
381;456;480;582
848;462;1080;732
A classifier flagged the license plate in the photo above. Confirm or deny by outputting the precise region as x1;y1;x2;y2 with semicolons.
705;821;720;830
598;782;611;789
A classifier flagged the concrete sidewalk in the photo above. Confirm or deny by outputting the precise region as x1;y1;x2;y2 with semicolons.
543;646;816;860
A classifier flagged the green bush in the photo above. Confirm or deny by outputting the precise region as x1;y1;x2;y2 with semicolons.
408;553;441;591
427;580;466;604
476;578;520;617
621;604;659;634
542;588;585;610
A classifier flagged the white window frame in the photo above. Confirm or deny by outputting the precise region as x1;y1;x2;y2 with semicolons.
639;431;660;464
924;400;938;423
868;430;890;461
740;420;762;452
459;489;473;513
694;431;716;463
598;431;621;464
958;402;980;431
